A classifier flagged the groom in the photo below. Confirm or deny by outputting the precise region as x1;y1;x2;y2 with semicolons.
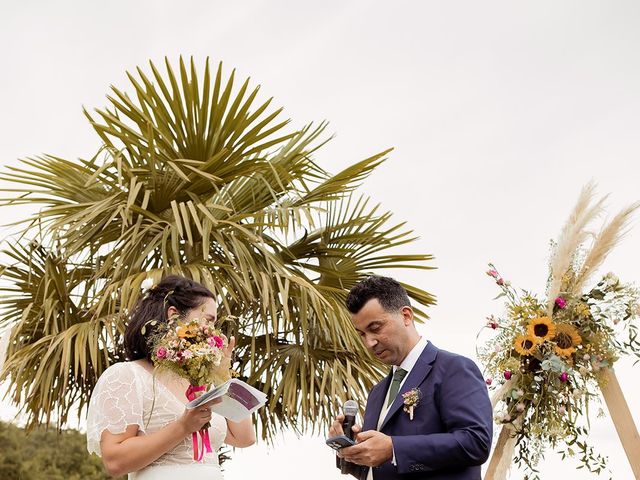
329;276;493;479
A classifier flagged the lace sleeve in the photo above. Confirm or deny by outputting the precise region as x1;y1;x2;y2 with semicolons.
86;362;145;456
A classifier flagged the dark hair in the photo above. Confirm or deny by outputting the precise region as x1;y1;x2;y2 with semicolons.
124;275;216;361
346;275;411;314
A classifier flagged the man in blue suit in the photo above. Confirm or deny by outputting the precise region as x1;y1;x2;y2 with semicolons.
329;276;493;479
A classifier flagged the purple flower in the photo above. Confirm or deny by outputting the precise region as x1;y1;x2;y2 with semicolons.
559;372;569;382
555;297;567;309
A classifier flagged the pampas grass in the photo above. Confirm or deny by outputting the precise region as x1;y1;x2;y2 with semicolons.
546;182;639;315
573;202;640;292
546;182;606;314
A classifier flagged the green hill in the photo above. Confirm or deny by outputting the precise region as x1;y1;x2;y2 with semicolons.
0;421;121;480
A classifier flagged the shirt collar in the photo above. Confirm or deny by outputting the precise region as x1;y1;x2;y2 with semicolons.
394;336;428;374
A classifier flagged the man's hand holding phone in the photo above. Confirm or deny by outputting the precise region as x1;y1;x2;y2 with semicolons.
327;414;362;452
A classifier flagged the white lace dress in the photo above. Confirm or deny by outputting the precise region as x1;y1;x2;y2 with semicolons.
86;362;227;479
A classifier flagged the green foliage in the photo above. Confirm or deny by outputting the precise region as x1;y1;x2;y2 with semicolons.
0;421;120;480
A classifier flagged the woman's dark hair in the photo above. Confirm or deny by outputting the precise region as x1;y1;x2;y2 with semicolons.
346;275;411;314
124;275;216;361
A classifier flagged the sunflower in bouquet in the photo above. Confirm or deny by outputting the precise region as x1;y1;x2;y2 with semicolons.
478;184;640;479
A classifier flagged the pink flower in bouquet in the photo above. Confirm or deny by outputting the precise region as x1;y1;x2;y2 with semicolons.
555;297;567;309
503;370;512;380
485;378;493;386
496;278;505;286
559;372;568;382
208;336;224;349
156;346;168;359
487;269;499;278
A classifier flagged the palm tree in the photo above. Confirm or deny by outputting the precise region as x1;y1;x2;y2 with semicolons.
0;57;435;440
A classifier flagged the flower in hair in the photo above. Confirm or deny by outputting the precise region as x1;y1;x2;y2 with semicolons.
141;277;155;293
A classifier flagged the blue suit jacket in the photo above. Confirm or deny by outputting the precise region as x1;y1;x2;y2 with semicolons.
354;342;493;480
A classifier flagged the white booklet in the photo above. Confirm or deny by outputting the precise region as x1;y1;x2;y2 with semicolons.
186;379;267;422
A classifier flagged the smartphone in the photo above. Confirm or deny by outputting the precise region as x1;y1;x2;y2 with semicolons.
326;435;356;450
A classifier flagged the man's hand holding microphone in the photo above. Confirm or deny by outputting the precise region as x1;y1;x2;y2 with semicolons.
327;400;393;472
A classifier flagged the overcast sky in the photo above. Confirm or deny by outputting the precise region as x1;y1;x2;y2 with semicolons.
1;1;640;478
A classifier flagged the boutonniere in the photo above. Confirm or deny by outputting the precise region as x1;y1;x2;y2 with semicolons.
402;388;421;420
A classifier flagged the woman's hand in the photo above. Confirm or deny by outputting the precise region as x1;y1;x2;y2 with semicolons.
217;335;235;373
178;405;213;434
223;335;235;361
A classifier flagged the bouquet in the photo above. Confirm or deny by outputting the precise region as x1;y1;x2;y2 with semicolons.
478;184;640;479
146;309;232;460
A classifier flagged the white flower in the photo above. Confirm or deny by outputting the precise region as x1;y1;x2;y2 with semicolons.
195;346;213;356
141;277;155;293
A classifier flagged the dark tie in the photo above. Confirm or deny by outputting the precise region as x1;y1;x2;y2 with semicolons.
386;368;408;407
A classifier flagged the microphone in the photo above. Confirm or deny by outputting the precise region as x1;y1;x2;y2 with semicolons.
342;400;358;440
340;400;358;475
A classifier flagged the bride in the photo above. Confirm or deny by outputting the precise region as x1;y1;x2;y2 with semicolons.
86;275;256;479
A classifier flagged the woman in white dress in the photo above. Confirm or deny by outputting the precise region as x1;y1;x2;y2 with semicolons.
86;275;256;479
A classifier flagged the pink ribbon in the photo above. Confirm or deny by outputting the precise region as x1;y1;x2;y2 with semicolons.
186;384;206;400
186;385;213;461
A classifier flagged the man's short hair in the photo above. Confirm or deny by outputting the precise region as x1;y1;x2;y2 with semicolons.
346;275;411;314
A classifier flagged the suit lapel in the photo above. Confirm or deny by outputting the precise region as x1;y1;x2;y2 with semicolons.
380;342;438;430
363;371;392;431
